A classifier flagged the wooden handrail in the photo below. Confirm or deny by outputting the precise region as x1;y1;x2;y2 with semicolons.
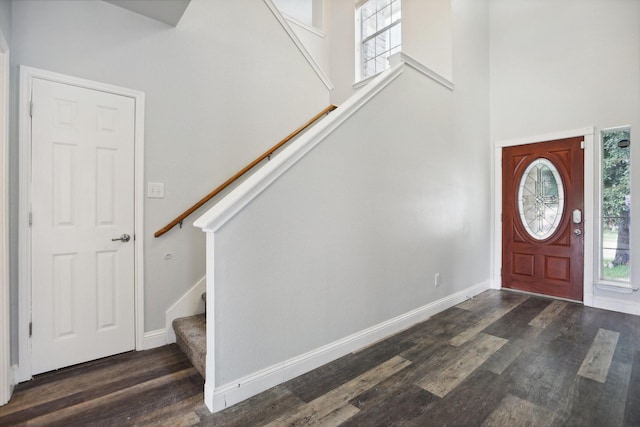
154;104;338;238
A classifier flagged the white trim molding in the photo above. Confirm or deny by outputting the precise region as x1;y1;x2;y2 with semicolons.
492;127;595;305
395;52;455;91
0;30;11;406
17;66;145;382
592;295;640;316
282;13;325;38
165;276;206;343
143;329;168;350
263;0;333;91
355;52;455;92
204;280;489;412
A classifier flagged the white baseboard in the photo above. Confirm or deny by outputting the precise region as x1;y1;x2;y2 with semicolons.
142;329;167;350
205;280;490;413
0;365;16;406
166;276;206;343
592;295;640;316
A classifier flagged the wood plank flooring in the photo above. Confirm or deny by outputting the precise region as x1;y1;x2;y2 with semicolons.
2;290;640;426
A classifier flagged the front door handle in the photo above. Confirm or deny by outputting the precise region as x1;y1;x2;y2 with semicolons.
112;234;131;243
573;229;582;236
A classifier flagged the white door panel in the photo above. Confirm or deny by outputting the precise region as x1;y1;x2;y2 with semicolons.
31;78;135;374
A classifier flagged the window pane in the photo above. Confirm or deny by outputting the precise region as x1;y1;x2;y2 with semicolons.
377;5;392;29
362;16;376;39
363;59;376;79
391;0;401;21
375;30;389;56
363;38;376;62
375;54;387;74
601;128;631;282
376;0;389;11
390;22;401;49
361;2;376;20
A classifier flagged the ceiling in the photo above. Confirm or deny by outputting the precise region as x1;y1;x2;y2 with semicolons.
103;0;191;26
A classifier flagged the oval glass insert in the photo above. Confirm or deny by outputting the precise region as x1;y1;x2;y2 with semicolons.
517;158;564;240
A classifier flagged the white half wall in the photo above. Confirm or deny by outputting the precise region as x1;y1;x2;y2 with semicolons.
206;280;489;412
205;61;490;386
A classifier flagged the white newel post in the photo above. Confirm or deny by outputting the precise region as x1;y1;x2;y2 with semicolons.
203;231;216;412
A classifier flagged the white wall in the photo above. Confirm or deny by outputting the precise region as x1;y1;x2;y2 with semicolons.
286;15;330;74
9;0;330;333
490;0;640;309
403;0;452;81
207;0;489;388
326;0;356;104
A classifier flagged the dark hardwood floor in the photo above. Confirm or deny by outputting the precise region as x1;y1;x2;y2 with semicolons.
2;290;640;426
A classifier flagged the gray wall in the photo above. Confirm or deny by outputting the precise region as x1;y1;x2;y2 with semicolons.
9;0;330;335
0;1;10;43
210;0;490;385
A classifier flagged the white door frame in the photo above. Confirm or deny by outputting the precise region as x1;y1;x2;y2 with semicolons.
491;127;595;307
17;66;145;381
0;30;11;405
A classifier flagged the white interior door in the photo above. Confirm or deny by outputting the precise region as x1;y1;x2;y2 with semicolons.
31;78;136;374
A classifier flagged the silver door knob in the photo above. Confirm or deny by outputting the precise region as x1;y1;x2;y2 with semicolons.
112;234;131;242
573;229;582;236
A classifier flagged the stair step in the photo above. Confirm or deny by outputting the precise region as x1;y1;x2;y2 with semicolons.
173;314;206;378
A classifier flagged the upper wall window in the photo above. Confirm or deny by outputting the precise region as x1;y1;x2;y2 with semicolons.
600;127;631;283
355;0;402;81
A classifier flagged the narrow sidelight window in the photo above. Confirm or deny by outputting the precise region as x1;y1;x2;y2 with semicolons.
356;0;401;81
600;127;631;283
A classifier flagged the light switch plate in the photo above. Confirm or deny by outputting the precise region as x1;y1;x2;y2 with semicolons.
147;182;165;198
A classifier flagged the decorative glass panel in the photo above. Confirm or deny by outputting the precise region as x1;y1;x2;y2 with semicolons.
518;158;564;240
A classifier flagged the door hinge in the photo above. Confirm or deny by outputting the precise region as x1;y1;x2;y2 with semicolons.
500;213;503;222
29;212;33;227
29;322;32;337
29;101;33;118
580;140;585;149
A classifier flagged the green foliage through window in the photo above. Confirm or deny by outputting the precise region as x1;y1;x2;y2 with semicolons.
601;128;631;282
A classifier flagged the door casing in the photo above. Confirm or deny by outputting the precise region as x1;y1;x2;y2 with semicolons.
492;127;595;307
0;30;10;406
17;66;146;381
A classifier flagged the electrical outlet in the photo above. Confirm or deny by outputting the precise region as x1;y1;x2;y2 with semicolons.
147;182;165;198
434;273;440;287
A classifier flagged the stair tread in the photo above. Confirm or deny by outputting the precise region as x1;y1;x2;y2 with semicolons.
173;314;206;377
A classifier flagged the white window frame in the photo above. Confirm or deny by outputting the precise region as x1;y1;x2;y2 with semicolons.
355;0;401;83
597;126;632;288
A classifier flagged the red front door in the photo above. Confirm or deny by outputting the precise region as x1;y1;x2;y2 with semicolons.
502;137;584;301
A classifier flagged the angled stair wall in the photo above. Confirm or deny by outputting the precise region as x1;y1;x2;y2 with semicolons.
194;51;492;413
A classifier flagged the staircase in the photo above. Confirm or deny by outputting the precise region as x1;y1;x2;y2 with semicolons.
167;107;337;379
173;292;206;377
